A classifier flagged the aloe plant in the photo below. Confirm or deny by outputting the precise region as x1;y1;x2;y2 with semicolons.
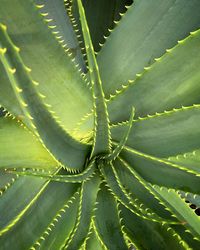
0;0;200;249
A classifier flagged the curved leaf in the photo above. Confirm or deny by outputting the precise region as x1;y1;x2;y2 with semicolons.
0;25;90;170
120;146;200;194
93;183;128;250
108;28;200;123
63;174;101;250
111;105;200;158
152;185;200;239
0;0;92;135
35;0;86;71
97;0;200;96
120;204;189;250
0;116;57;169
77;0;110;156
0;180;79;249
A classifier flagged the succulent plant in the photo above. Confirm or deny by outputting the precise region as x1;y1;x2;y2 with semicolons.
0;0;200;249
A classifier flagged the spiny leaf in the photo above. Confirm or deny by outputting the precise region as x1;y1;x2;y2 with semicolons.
30;191;80;250
108;28;200;124
63;174;101;250
35;0;86;71
97;0;200;96
0;24;90;171
167;149;200;174
93;183;128;250
8;159;96;183
105;107;135;161
119;146;200;194
0;115;58;169
77;0;111;156
70;0;133;52
111;105;200;160
84;226;105;250
152;185;200;239
179;191;200;209
99;161;176;224
0;180;79;249
120;204;189;250
0;175;52;236
115;158;178;223
0;0;92;134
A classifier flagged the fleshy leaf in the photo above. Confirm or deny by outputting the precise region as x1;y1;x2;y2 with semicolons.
93;183;128;250
111;105;200;159
35;0;86;71
0;0;92;135
120;204;189;250
30;191;80;250
0;179;79;249
108;28;200;123
120;146;200;194
152;186;200;239
77;0;110;156
97;0;200;96
0;115;58;169
0;24;90;170
63;174;101;250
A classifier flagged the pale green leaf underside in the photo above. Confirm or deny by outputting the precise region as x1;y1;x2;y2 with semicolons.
0;116;57;169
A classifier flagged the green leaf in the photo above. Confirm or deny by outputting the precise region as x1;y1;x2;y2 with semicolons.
30;191;80;250
120;204;189;250
63;174;101;250
0;0;92;134
0;179;79;249
114;158;177;222
8;159;96;183
35;0;86;71
0;171;16;194
111;105;200;159
85;227;105;250
108;28;200;124
106;107;134;161
93;183;128;250
0;116;58;169
152;186;200;239
119;147;200;194
179;191;200;208
172;224;200;249
100;160;175;224
0;175;50;235
77;0;110;156
0;25;90;170
167;149;200;174
97;0;200;96
71;0;133;52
